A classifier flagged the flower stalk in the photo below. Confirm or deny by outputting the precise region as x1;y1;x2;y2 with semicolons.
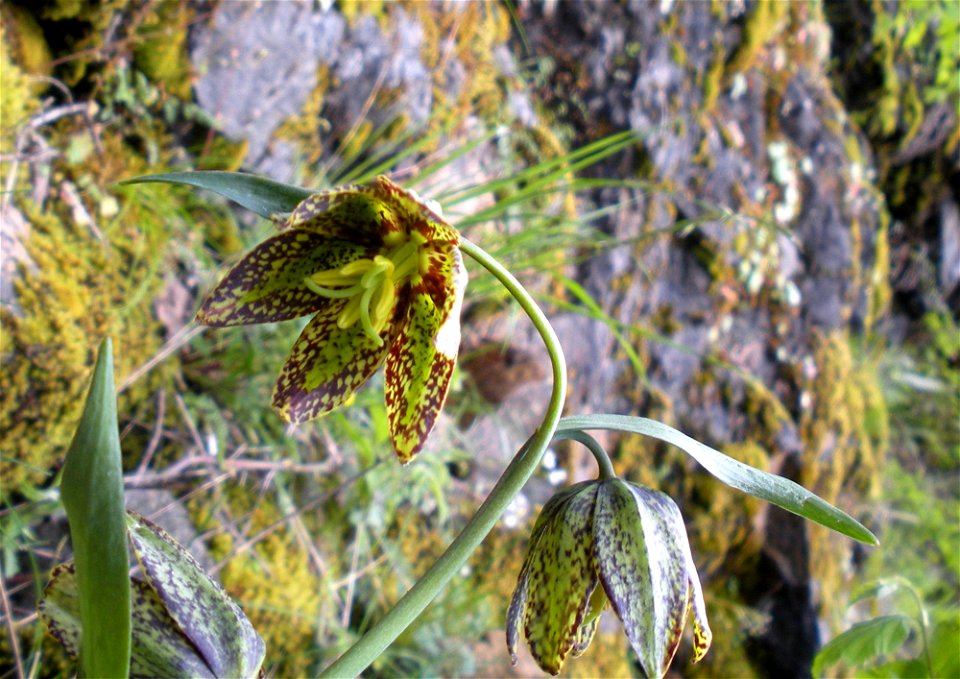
319;237;568;678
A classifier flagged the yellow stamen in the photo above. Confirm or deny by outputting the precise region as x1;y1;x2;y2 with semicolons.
371;282;396;332
337;295;362;329
304;234;427;344
303;279;363;298
339;258;378;277
358;284;383;347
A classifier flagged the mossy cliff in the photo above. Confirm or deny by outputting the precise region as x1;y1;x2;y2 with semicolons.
1;0;954;676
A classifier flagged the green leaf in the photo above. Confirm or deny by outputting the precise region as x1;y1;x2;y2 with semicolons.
58;338;131;678
812;615;913;676
126;513;265;678
122;171;314;218
556;414;879;546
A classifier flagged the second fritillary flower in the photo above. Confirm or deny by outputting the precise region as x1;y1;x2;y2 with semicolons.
506;479;712;677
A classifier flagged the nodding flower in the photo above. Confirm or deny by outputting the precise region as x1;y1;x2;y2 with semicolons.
507;479;711;677
196;176;466;463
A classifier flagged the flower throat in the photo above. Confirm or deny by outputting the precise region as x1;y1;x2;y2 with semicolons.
304;231;428;346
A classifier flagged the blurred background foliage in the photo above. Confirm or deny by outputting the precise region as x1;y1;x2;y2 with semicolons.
1;1;956;677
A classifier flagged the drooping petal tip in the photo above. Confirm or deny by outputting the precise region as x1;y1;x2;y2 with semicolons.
384;245;466;463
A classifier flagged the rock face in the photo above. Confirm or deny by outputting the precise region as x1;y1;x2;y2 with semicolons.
513;2;901;674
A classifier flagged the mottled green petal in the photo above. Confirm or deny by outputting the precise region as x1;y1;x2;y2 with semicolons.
595;480;694;679
39;563;216;679
571;616;600;659
38;564;82;661
522;483;600;675
127;513;264;678
367;176;459;244
507;482;598;666
197;230;368;326
274;293;406;423
384;248;466;463
284;176;460;246
284;187;397;242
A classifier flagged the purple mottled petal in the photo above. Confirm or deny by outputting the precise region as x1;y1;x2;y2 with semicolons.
273;292;408;423
127;513;264;677
687;540;712;662
506;560;530;665
595;480;694;679
197;230;369;326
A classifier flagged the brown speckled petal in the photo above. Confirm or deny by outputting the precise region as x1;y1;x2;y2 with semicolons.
384;246;466;463
521;483;601;675
196;230;369;326
273;292;407;423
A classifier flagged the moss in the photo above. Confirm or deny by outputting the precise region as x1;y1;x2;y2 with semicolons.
724;0;789;79
0;186;179;491
133;2;195;100
195;134;249;173
1;4;52;85
412;1;512;130
700;38;726;115
339;0;389;27
0;22;39;154
799;332;887;626
193;493;326;677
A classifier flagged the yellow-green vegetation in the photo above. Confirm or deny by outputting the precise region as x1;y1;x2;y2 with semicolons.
0;194;168;491
197;496;325;677
857;0;959;139
722;0;789;82
800;332;887;625
0;23;39;154
0;5;49;96
133;2;195;100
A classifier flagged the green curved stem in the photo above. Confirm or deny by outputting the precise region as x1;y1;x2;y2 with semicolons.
554;430;617;480
320;237;567;677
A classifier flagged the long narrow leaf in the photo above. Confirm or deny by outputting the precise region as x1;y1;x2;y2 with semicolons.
556;414;879;545
59;338;131;678
123;171;314;218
